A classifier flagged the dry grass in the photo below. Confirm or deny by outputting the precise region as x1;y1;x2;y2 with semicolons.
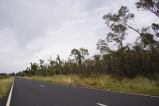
0;78;12;100
27;74;159;96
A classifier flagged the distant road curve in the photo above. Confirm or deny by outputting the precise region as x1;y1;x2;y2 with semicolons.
9;77;159;106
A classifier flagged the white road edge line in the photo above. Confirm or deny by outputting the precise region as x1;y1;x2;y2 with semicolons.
77;86;159;98
40;85;45;88
6;78;14;106
96;103;108;106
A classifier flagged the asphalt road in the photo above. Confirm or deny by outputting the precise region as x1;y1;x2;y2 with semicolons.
10;77;159;106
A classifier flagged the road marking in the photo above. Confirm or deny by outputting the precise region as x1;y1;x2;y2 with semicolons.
6;79;14;106
69;77;70;84
96;103;108;106
40;85;46;88
74;85;159;98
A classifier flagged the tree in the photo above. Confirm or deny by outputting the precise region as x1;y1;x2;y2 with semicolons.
97;5;159;77
93;54;101;61
136;0;159;49
97;6;135;76
56;55;62;65
136;0;159;73
56;55;62;75
71;48;81;65
48;57;57;75
79;47;89;62
97;39;111;54
39;59;45;69
70;48;89;65
136;0;159;17
101;6;134;51
30;63;38;75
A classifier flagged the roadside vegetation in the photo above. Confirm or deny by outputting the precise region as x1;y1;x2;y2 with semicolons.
18;0;159;96
0;78;12;100
27;74;159;96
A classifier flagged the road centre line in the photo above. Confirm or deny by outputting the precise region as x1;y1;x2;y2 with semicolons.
96;103;108;106
40;85;46;87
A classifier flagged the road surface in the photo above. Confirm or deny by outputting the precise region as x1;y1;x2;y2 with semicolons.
10;77;159;106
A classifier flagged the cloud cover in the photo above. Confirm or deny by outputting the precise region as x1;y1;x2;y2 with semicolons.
0;0;158;73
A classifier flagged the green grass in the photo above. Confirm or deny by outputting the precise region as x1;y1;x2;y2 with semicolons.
0;78;12;100
27;74;159;96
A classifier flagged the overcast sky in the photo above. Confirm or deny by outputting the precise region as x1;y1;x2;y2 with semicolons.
0;0;158;73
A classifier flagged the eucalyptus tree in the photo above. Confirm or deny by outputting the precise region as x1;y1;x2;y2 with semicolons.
70;48;89;73
135;0;159;49
97;3;159;77
39;59;45;69
136;0;159;73
48;58;57;75
102;6;134;49
136;0;159;17
70;48;88;64
93;54;101;62
71;48;82;65
97;6;136;76
30;63;38;75
56;55;63;75
79;47;89;62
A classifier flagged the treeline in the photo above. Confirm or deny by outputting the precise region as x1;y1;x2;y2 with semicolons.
0;73;15;79
17;0;159;79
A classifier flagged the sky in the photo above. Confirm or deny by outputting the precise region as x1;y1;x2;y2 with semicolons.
0;0;158;73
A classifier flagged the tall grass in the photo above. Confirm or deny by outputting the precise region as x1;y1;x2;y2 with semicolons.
0;78;12;100
27;74;159;96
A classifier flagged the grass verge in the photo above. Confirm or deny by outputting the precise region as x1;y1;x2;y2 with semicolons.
0;78;12;100
26;74;159;96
